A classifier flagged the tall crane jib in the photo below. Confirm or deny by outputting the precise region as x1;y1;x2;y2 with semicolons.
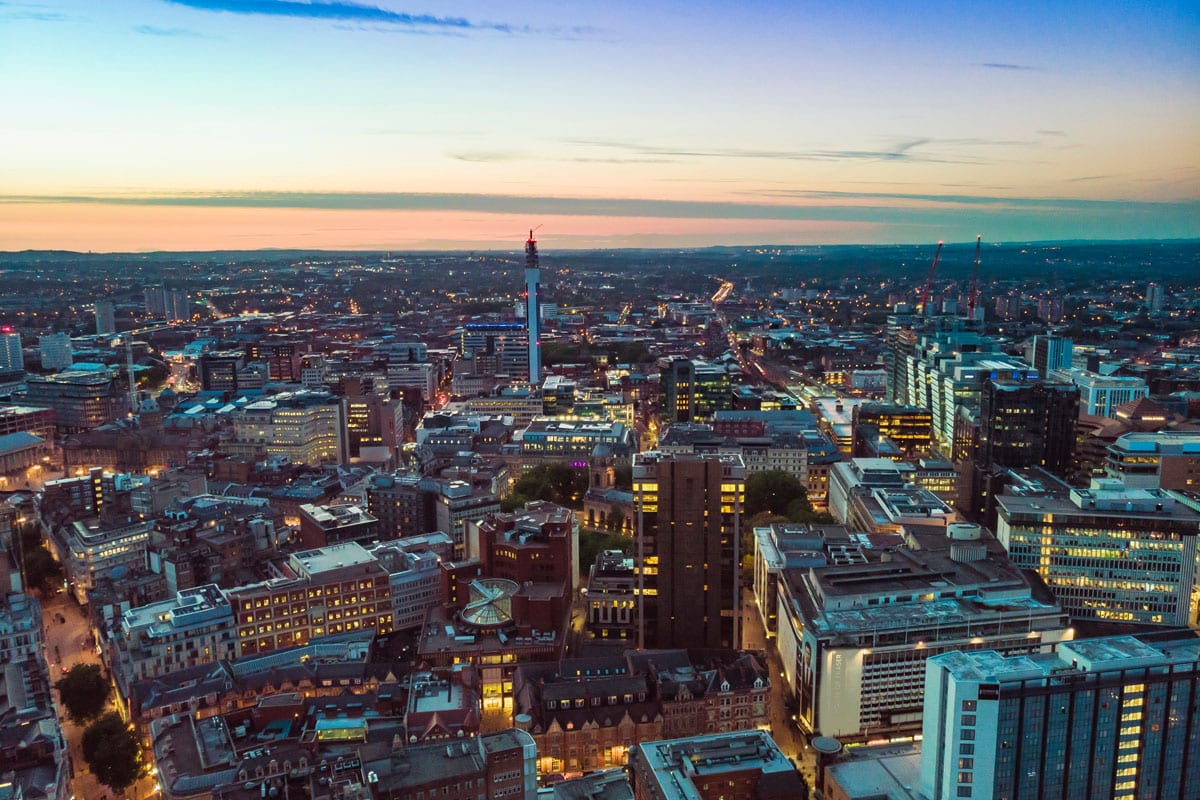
968;235;982;320
919;240;944;315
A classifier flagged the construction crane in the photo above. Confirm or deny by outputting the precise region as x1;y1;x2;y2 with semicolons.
967;235;982;319
918;240;944;314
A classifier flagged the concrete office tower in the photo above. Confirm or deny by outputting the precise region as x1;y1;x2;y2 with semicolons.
633;451;745;650
0;328;22;371
525;229;541;384
771;522;1070;742
23;371;125;432
996;477;1200;627
38;332;73;371
1146;281;1164;314
94;299;116;335
921;635;1200;800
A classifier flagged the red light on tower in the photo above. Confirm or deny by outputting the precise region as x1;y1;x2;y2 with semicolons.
0;326;11;333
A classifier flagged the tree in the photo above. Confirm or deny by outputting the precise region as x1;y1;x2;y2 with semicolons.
746;511;789;531
786;497;836;526
504;462;589;510
82;712;143;793
578;529;630;575
612;464;633;490
745;470;809;517
22;544;63;594
604;508;627;535
55;663;110;724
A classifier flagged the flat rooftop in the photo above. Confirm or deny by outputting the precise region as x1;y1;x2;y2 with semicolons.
301;503;377;528
825;743;922;800
634;731;799;800
933;633;1200;684
290;541;377;574
998;491;1200;522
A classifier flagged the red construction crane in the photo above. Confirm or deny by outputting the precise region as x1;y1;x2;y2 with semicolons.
968;235;982;318
919;240;944;314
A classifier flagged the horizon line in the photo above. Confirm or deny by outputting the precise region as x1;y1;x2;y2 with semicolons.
4;236;1199;258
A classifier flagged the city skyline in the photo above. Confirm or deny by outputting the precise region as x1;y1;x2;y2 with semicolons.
2;0;1198;250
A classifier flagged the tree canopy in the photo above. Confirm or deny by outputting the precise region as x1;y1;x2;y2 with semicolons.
22;544;63;594
744;470;836;525
54;663;110;724
745;470;809;517
578;529;631;575
502;462;589;511
82;712;143;793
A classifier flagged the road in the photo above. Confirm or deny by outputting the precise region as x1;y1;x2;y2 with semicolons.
42;592;161;799
741;589;817;789
711;279;734;304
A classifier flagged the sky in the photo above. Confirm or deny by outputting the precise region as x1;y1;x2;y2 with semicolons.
1;0;1198;250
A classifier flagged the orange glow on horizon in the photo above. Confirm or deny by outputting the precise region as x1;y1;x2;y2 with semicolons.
0;203;880;251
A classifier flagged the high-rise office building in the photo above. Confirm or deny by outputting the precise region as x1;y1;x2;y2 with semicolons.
245;338;304;382
771;522;1071;741
198;350;245;391
921;635;1200;800
976;378;1079;475
460;322;529;380
94;298;116;335
1031;334;1073;373
1146;281;1165;314
525;229;541;385
851;402;934;458
38;332;73;371
659;356;696;422
24;371;123;433
996;477;1200;627
366;473;438;540
889;328;1037;447
633;451;744;650
345;391;404;459
658;356;732;423
0;328;22;372
883;308;917;404
961;377;1079;522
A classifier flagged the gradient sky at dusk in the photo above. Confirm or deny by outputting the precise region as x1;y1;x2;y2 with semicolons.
2;0;1198;250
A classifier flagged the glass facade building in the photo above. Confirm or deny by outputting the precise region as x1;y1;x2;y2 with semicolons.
922;635;1200;800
